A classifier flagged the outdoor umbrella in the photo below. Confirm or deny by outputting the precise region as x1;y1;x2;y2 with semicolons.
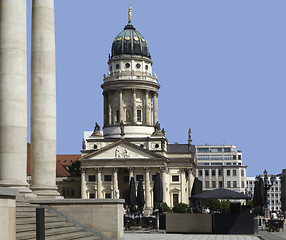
153;172;163;213
137;178;145;215
190;177;203;212
129;177;137;214
253;176;265;216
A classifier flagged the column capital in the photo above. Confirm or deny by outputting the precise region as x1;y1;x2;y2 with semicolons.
132;88;136;94
81;168;87;173
160;166;168;173
96;168;102;173
144;167;150;172
128;167;134;171
145;89;149;95
180;168;186;173
112;167;118;172
152;91;158;97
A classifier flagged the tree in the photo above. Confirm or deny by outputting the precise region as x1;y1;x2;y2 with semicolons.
172;203;191;213
68;160;81;176
161;202;172;213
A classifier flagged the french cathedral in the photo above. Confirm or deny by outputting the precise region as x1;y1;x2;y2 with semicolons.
79;8;196;213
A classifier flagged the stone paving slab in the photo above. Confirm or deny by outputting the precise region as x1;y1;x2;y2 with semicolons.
124;233;260;240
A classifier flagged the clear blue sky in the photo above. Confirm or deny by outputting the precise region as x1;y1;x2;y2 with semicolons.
26;1;286;177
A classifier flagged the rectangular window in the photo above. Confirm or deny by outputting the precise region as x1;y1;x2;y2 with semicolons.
210;155;223;160
136;175;144;181
224;147;231;152
173;194;179;206
210;148;222;153
104;175;112;181
137;110;142;121
197;148;209;153
233;170;237;176
227;181;231;188
211;162;222;166
241;169;244;176
219;181;223;188
224;155;232;160
218;169;222;176
212;170;216;176
238;155;241;160
197;155;209;160
172;175;180;182
105;193;111;199
89;193;95;199
205;170;209;176
227;170;231;176
152;174;156;181
233;155;237;160
115;110;119;122
205;181;210;188
233;181;237;188
241;181;245;188
212;181;216;188
198;170;202;176
88;175;96;182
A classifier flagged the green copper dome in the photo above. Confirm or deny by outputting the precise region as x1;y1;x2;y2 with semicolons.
111;23;151;58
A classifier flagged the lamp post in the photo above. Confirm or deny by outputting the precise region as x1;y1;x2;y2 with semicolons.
263;169;273;209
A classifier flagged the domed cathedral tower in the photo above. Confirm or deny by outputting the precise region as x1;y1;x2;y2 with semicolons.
101;9;159;138
80;4;196;213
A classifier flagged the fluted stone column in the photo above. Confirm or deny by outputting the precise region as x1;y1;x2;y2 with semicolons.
119;90;123;122
30;0;59;197
145;90;149;125
113;168;118;198
97;168;103;198
180;169;186;203
144;167;151;209
161;167;167;203
187;168;194;197
153;92;158;125
0;0;31;193
128;167;134;181
132;89;136;123
103;92;108;127
81;168;87;199
108;94;112;126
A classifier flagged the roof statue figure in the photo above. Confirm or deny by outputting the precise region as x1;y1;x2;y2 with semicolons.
128;2;132;23
188;128;192;140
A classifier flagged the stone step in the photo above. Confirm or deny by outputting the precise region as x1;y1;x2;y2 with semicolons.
45;230;95;240
16;207;47;212
17;216;66;225
17;221;75;232
16;212;58;218
75;237;102;240
16;226;85;240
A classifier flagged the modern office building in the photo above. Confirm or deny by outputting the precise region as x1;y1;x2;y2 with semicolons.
247;175;281;211
195;145;247;193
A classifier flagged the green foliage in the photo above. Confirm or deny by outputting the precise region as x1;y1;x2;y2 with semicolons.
247;200;254;209
203;199;230;212
172;203;191;213
161;202;172;213
68;160;81;176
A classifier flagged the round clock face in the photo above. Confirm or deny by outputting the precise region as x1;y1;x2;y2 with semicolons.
125;63;130;68
116;64;120;69
136;63;141;69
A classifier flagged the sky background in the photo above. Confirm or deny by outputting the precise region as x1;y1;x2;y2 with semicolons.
26;1;286;177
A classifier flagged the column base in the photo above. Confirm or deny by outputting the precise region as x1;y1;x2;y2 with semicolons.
144;207;153;215
0;180;32;194
30;185;62;199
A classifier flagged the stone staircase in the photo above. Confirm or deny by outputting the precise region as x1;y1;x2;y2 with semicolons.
16;201;101;240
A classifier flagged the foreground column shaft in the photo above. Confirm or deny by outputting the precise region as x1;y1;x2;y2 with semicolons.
30;0;59;197
0;0;30;193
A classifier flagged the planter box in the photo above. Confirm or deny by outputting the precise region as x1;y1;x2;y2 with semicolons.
164;213;212;233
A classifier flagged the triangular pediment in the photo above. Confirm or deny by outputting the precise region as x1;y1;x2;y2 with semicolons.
81;140;166;161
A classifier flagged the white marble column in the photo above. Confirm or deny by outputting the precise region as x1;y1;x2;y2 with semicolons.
30;0;59;197
113;168;118;198
153;92;158;125
187;168;194;197
119;90;123;122
81;168;87;199
108;93;112;126
161;167;167;203
0;0;31;193
103;92;108;126
144;167;151;209
132;89;136;123
128;167;134;181
144;90;149;125
97;168;103;199
180;169;186;203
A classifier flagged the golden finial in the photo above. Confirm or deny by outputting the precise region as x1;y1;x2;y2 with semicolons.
128;2;132;23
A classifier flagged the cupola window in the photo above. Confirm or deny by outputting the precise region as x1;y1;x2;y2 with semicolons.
126;110;131;122
145;65;148;70
125;63;130;69
136;63;141;69
116;64;120;69
137;110;142;121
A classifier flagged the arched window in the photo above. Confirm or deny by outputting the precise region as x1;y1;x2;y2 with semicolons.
126;109;131;122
